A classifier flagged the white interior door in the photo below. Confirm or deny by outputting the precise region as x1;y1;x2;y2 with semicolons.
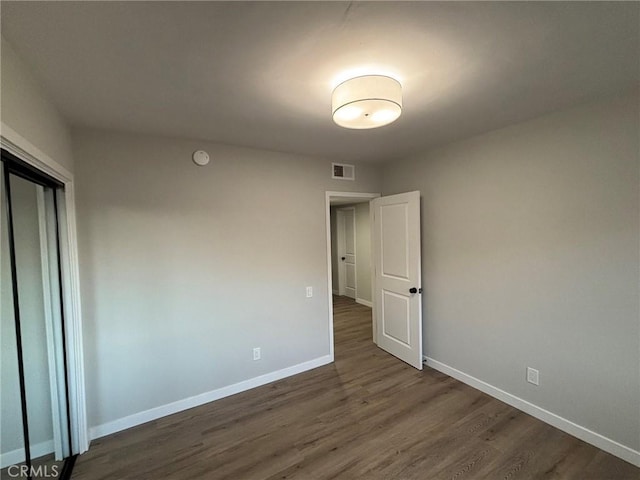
372;191;422;369
337;207;356;299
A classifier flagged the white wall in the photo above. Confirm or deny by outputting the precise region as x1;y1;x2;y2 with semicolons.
0;36;74;173
382;92;640;455
73;129;382;432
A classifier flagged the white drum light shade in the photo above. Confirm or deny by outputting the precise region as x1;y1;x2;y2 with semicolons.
332;75;402;129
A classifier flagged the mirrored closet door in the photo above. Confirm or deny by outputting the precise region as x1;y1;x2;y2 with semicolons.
1;150;76;480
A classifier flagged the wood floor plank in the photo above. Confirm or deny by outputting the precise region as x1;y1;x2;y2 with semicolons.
72;296;640;479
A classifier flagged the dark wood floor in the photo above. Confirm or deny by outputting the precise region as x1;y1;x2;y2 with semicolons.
72;296;639;479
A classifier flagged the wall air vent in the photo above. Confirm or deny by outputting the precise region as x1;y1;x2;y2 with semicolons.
332;163;355;180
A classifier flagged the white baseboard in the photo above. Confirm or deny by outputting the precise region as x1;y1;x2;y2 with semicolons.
356;298;373;308
332;289;339;295
90;355;333;440
1;440;54;469
424;356;640;468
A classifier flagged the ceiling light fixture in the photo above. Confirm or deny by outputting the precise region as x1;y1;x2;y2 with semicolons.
332;75;402;129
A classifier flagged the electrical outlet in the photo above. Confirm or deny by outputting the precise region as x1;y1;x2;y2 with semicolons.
306;286;313;298
527;367;539;386
253;347;261;361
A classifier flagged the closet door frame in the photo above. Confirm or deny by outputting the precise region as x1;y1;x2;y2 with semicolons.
1;126;89;457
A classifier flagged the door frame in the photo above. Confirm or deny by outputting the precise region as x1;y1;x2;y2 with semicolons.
325;191;379;361
1;123;89;455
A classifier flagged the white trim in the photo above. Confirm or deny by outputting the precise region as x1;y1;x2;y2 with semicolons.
0;123;72;182
370;204;377;343
326;191;380;361
90;354;332;440
424;356;640;468
37;187;65;460
0;440;54;469
326;191;380;201
56;185;89;453
1;126;89;454
356;298;373;308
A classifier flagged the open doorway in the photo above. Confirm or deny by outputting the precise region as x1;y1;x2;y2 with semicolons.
325;192;379;361
326;190;424;370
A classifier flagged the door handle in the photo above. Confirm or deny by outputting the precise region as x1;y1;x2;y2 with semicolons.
409;287;422;294
341;257;346;261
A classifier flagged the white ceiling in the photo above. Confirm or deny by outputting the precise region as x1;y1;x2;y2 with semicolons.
2;1;638;163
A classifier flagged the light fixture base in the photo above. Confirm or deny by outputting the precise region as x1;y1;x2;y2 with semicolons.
332;75;402;129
